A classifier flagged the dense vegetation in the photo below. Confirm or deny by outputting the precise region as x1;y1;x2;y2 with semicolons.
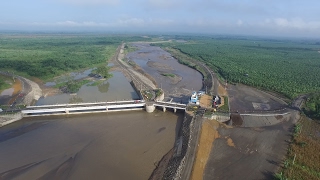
276;116;320;180
304;93;320;120
56;79;90;93
156;36;320;99
94;65;113;79
0;34;151;80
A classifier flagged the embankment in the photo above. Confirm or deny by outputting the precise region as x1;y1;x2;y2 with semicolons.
0;112;23;127
149;110;202;180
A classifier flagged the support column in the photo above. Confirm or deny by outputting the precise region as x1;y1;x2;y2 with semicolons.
174;108;177;113
106;107;108;112
163;107;166;112
65;109;69;114
145;103;155;113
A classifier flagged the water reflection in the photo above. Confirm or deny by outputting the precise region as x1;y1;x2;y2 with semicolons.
97;82;109;93
37;71;139;105
69;96;83;103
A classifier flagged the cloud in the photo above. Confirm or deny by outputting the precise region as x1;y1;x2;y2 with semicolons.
237;20;243;26
261;18;320;30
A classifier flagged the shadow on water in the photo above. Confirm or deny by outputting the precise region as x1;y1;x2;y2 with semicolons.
0;121;47;143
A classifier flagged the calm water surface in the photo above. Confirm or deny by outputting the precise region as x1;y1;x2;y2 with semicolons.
37;71;139;105
0;111;182;179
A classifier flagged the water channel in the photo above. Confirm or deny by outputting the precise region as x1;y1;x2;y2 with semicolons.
0;43;203;179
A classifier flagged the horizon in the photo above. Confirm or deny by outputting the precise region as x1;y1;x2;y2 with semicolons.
1;0;320;39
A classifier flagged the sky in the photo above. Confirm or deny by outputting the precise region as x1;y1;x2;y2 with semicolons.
1;0;320;38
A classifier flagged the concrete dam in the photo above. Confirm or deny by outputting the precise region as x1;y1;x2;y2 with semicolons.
22;100;187;117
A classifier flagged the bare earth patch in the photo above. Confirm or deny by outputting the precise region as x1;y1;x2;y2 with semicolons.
147;61;173;71
8;79;23;105
159;54;171;60
166;74;182;85
218;83;228;96
226;137;235;147
190;120;220;180
200;94;212;108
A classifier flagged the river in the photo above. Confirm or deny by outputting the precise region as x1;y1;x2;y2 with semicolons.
0;111;182;179
0;42;202;180
127;43;203;102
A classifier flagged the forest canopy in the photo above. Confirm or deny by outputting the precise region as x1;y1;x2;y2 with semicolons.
156;36;320;99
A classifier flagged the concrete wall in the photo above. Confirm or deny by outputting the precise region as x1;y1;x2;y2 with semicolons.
130;81;143;99
155;90;165;101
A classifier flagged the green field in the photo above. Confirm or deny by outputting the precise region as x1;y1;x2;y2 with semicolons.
0;34;151;80
156;36;320;99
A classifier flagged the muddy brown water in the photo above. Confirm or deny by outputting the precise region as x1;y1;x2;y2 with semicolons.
127;43;203;102
0;43;204;179
0;111;183;180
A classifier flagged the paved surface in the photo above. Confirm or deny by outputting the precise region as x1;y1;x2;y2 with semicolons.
227;84;287;113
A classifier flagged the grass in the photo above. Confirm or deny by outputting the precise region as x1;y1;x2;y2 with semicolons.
124;44;138;55
155;89;163;97
161;73;175;78
218;96;229;112
276;115;320;180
